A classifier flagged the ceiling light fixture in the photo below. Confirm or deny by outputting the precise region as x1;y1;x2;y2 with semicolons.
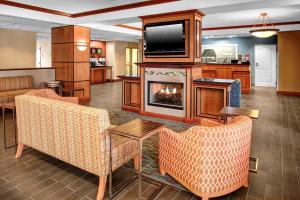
250;13;279;38
77;43;87;51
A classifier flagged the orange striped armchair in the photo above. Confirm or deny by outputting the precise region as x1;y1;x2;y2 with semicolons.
159;116;252;200
15;94;140;200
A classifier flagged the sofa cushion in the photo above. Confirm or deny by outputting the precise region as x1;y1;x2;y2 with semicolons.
0;89;33;104
0;76;33;91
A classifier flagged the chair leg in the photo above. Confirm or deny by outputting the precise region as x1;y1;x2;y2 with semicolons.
243;177;249;188
133;154;140;171
202;196;209;200
15;143;24;159
96;176;107;200
159;165;166;176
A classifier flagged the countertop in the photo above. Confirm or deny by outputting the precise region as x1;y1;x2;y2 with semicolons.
90;65;112;69
118;75;140;80
194;78;236;84
202;62;250;65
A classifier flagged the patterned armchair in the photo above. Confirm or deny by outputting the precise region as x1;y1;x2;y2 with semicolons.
159;116;252;200
26;89;79;104
15;94;140;200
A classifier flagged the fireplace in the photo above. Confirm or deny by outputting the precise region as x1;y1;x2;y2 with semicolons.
148;81;184;110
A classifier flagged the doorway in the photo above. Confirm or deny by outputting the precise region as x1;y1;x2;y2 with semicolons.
125;47;139;76
254;45;277;87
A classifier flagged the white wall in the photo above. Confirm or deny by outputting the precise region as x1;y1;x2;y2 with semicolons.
36;34;52;68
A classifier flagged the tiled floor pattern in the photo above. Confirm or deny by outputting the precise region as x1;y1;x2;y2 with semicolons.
0;82;299;200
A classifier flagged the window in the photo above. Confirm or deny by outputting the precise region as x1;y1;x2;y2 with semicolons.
125;48;139;76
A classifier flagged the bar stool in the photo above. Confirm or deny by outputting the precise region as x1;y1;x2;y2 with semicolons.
44;80;62;94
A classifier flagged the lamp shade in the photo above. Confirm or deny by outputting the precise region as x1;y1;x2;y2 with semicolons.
250;29;279;38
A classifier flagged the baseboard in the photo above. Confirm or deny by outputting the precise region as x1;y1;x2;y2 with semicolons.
277;90;300;96
139;110;193;123
110;79;122;82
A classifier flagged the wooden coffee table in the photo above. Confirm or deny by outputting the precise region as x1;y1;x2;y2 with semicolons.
219;106;260;123
109;119;165;199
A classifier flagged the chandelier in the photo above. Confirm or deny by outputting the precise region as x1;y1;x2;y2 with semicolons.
249;13;279;38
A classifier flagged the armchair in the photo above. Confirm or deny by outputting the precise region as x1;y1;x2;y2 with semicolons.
159;116;252;200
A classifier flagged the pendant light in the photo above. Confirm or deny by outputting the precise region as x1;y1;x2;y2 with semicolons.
249;13;279;38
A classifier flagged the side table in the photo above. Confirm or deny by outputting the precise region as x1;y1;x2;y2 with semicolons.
219;106;260;173
2;102;17;151
109;119;165;199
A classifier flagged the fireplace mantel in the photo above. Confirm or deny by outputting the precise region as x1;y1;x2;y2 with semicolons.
136;62;202;69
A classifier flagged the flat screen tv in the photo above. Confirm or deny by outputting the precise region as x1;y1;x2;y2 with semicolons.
144;20;186;55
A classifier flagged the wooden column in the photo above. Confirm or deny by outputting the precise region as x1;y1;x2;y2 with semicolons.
52;25;91;103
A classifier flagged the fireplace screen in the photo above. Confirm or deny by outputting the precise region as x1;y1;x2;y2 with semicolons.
148;81;184;110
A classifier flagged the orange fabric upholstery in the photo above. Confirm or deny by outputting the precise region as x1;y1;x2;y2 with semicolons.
26;89;79;104
159;116;252;199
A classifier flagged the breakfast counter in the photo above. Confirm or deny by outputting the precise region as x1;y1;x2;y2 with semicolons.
201;63;251;93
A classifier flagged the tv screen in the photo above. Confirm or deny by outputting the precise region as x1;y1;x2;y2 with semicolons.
144;21;185;55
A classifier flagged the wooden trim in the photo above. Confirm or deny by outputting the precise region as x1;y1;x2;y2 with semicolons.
139;110;192;123
118;20;300;32
203;21;300;31
115;24;143;31
0;0;179;18
72;0;179;18
0;1;72;17
0;67;54;71
277;90;300;96
140;9;205;19
122;106;140;113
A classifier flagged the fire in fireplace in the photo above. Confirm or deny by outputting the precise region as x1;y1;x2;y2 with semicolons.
148;81;184;110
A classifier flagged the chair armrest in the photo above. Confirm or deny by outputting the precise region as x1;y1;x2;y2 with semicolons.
200;118;222;127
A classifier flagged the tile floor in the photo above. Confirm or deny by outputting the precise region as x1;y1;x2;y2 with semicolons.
0;82;299;200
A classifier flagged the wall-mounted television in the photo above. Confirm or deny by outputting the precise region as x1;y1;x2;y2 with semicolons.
144;20;186;56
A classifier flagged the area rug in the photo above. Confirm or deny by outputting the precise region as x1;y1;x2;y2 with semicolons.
109;110;193;190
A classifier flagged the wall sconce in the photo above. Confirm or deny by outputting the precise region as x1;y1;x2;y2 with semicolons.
77;45;87;51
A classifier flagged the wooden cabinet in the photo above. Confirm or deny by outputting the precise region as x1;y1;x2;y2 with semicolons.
202;70;217;78
201;64;251;94
118;76;141;113
232;71;250;93
194;82;232;119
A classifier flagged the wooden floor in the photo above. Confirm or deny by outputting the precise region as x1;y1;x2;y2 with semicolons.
0;83;300;200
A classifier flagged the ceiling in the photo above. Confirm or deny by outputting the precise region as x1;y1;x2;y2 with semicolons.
0;0;300;41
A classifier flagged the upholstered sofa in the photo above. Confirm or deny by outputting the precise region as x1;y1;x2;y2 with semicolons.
0;76;33;105
159;116;252;200
15;91;140;200
26;88;79;104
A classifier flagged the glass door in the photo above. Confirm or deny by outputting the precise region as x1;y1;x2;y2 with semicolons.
125;48;139;77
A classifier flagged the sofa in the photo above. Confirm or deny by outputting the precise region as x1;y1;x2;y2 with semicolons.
159;116;252;200
26;88;79;104
15;92;140;200
0;75;33;105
